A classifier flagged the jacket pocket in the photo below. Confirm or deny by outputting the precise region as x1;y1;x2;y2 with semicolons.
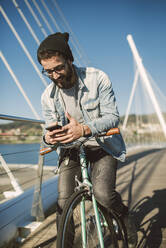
83;99;100;119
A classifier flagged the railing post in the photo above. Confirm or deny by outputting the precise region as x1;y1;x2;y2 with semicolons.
31;137;45;221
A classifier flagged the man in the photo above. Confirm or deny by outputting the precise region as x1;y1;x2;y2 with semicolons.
37;32;137;247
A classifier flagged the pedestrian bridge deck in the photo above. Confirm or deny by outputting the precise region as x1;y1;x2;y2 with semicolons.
20;147;166;248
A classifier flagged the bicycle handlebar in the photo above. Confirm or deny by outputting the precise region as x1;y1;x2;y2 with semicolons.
40;127;120;156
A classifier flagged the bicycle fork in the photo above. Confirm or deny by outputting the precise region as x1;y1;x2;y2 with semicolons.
92;195;105;248
80;195;105;248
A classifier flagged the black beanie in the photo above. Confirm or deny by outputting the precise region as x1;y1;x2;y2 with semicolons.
37;32;74;63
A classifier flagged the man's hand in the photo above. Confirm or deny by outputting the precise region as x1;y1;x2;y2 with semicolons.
45;113;92;144
53;112;84;143
44;121;64;145
58;112;84;143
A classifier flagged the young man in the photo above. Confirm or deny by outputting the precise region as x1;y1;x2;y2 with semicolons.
37;32;137;247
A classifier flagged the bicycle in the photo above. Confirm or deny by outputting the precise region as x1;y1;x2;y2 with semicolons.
40;128;128;248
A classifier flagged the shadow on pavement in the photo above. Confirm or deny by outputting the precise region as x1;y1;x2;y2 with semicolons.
118;148;166;247
131;189;166;248
34;236;57;248
118;148;163;169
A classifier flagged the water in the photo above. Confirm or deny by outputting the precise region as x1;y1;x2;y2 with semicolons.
0;143;58;166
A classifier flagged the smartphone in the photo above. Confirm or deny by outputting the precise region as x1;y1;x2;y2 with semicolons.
46;124;62;131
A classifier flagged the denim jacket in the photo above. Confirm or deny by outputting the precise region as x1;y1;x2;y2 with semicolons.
41;65;126;162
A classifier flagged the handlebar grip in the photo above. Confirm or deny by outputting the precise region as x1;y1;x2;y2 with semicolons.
40;147;54;155
105;128;120;136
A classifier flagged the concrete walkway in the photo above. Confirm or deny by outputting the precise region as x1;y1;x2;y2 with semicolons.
20;147;166;248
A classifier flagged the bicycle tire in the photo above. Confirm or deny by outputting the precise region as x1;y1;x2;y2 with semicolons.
56;189;127;248
109;210;128;248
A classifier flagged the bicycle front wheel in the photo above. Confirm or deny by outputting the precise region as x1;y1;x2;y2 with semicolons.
56;189;126;248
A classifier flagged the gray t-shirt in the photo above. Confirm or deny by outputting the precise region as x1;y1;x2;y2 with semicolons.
59;83;99;146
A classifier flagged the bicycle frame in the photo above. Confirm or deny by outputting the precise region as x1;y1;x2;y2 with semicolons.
78;145;105;248
40;128;121;247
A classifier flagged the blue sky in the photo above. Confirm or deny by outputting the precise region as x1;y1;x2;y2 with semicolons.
1;0;166;122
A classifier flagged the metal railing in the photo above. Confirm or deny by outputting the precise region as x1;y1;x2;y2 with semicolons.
0;114;48;220
0;114;45;124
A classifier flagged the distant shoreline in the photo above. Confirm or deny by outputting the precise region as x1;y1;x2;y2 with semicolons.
0;139;41;144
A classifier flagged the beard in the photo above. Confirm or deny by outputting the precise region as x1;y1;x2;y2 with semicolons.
51;62;77;89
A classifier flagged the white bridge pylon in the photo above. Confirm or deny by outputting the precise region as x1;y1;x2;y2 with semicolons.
122;34;166;138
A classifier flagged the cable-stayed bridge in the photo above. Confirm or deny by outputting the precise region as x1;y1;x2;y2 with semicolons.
0;1;166;247
121;35;166;151
1;1;166;147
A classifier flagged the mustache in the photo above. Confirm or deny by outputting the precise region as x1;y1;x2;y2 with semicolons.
52;74;64;83
52;75;70;89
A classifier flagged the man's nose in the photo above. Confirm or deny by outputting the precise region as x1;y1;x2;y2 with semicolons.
52;71;60;79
